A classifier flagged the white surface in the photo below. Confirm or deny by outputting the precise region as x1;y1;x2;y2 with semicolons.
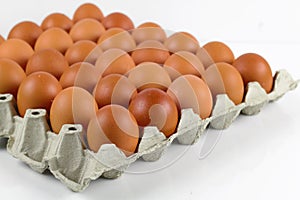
0;0;300;199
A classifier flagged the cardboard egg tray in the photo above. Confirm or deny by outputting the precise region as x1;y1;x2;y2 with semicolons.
0;69;298;192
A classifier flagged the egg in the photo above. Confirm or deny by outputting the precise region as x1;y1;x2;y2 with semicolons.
203;62;244;105
164;32;199;53
8;21;43;47
196;47;214;70
65;40;99;65
127;62;171;91
164;51;205;80
0;35;4;44
26;48;69;79
131;40;170;65
102;12;134;31
0;39;34;69
59;62;100;93
17;72;62;117
73;3;104;23
0;58;26;98
97;28;136;52
131;22;167;44
35;27;73;54
50;86;98;134
128;88;178;137
87;104;139;156
232;53;273;93
41;13;73;32
69;18;106;42
93;74;137;108
198;41;235;68
167;75;213;119
95;48;135;77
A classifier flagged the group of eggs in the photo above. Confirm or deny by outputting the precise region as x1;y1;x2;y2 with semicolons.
0;3;274;156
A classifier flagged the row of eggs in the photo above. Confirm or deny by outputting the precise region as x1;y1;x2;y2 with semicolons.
0;3;273;156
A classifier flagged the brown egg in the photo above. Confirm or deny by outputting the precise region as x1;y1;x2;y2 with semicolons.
131;40;170;65
85;45;104;65
128;88;178;137
198;41;235;69
97;28;136;52
196;47;214;70
87;104;139;156
73;3;104;23
17;72;62;117
8;21;43;47
127;62;171;91
102;12;134;31
0;39;34;69
65;40;100;65
26;49;69;79
41;13;73;32
35;27;73;54
164;32;199;53
93;74;137;108
167;75;213;119
138;22;161;28
0;58;26;98
232;53;273;93
0;35;4;44
164;51;205;80
59;62;100;93
131;22;167;44
204;62;244;105
50;86;98;133
95;48;135;77
70;18;106;42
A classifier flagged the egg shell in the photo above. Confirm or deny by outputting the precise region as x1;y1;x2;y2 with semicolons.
17;72;62;117
35;27;73;54
87;104;139;156
131;40;170;65
204;62;244;105
102;12;134;31
26;48;69;79
97;28;136;52
65;40;99;65
164;32;199;53
0;58;26;98
41;13;73;32
0;35;5;44
8;21;43;47
60;62;100;93
232;53;273;93
50;86;98;134
0;38;34;69
200;41;235;68
196;47;215;70
167;75;213;119
138;22;161;28
128;88;178;137
95;48;135;77
73;3;104;23
84;45;103;65
131;22;167;44
164;51;205;80
127;62;171;91
93;74;137;108
70;18;106;42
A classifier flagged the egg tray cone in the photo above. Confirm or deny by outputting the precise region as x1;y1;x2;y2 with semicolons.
0;69;298;192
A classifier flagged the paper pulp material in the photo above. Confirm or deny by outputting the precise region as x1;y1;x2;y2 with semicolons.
0;70;298;192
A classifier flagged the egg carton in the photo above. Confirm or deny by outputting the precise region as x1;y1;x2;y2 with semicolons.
0;69;298;192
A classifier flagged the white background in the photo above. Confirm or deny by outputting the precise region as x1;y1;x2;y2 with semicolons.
0;0;300;199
